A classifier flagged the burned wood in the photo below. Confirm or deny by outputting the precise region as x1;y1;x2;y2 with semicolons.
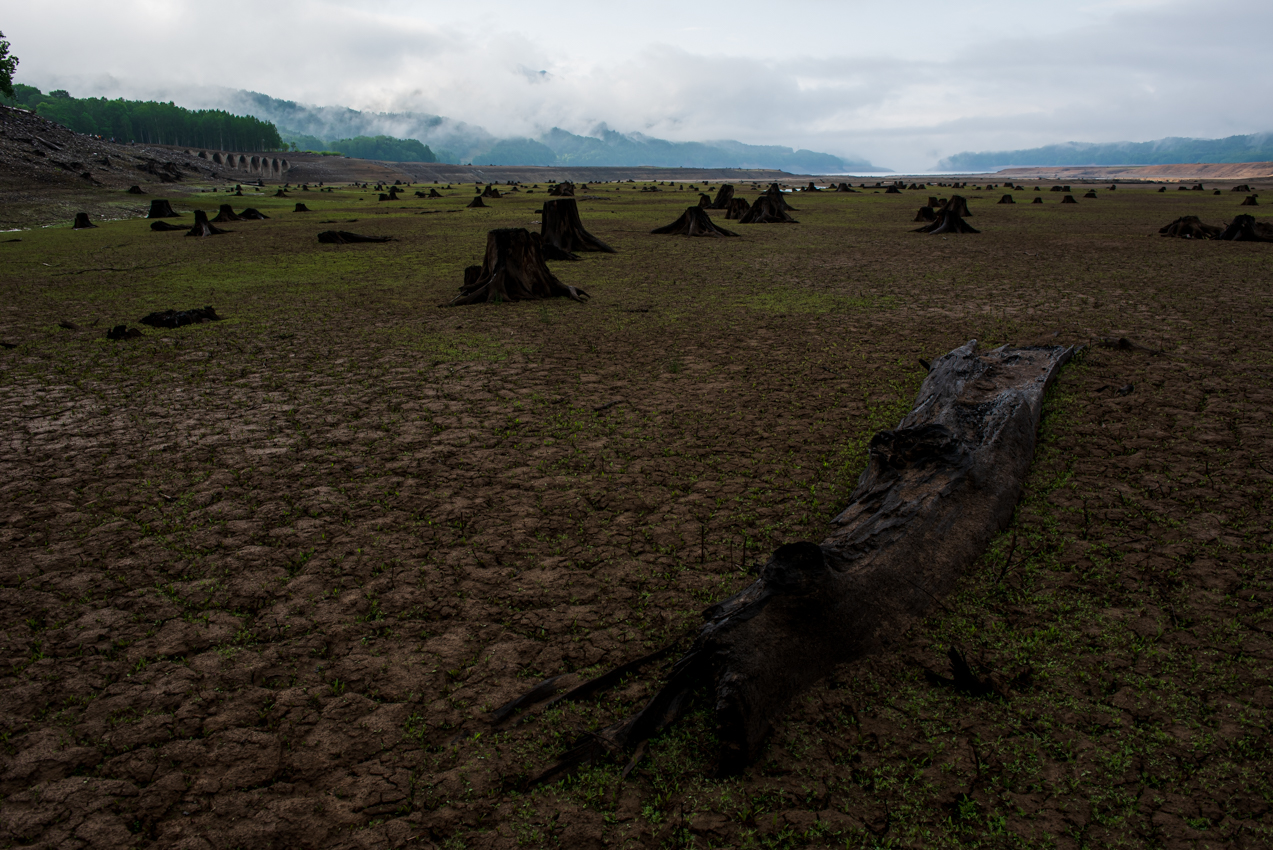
509;340;1071;782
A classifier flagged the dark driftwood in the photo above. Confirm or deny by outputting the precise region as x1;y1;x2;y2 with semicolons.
146;199;179;218
652;207;739;238
914;209;979;234
709;184;735;209
541;199;616;253
186;210;229;237
450;229;589;306
1218;215;1273;242
739;195;798;224
1159;216;1221;239
505;341;1071;781
72;212;97;230
317;231;394;244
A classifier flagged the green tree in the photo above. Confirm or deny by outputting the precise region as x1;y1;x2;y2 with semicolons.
0;30;18;100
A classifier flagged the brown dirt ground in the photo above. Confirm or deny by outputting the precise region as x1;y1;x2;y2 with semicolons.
0;174;1270;849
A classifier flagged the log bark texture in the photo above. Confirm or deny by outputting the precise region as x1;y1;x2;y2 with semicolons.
510;340;1071;782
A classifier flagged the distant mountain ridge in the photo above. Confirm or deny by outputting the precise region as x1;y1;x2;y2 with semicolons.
224;90;886;173
939;133;1273;171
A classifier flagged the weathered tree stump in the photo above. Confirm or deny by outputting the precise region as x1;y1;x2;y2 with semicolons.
274;189;289;197
764;183;797;211
1061;195;1078;204
238;208;269;220
294;203;311;212
185;210;229;237
1159;216;1221;239
997;195;1014;204
709;184;735;209
1083;191;1097;199
739;195;798;224
1217;214;1273;242
698;193;713;208
913;206;937;222
724;197;751;220
548;182;575;197
884;185;901;194
211;204;242;222
541;199;616;253
105;325;142;340
127;185;145;195
1158;186;1167;193
1032;197;1043;204
939;196;972;217
835;183;857;193
1240;195;1259;206
914;207;979;234
146;199;179;218
450;229;589;306
467;196;487;208
72;212;97;230
805;182;821;192
317;231;394;244
652;207;739;237
928;197;940;207
482;185;502;199
501;340;1072;781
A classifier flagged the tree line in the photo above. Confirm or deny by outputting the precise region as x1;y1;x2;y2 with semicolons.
1;85;284;151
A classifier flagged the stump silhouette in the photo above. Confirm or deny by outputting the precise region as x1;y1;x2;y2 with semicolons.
913;206;937;222
274;190;289;197
150;221;186;231
318;231;394;244
914;208;979;234
541;198;616;253
1159;216;1221;239
468;196;487;209
186;210;229;237
501;340;1072;781
764;183;797;211
997;195;1014;205
450;229;589;306
147;199;179;218
884;185;901;194
698;193;713;208
1083;191;1097;199
211;204;242;223
1032;197;1043;204
72;212;97;230
1217;215;1273;242
709;184;735;209
725;197;751;220
294;203;310;212
482;185;502;199
652;207;739;237
1240;195;1259;206
548;182;575;197
127;185;145;195
939;196;972;217
739;195;798;224
1061;195;1078;204
927;197;940;207
835;183;857;193
1232;184;1252;192
1158;187;1167;192
805;182;820;192
238;208;269;220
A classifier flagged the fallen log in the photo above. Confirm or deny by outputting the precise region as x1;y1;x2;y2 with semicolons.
150;221;187;232
652;207;739;237
503;340;1072;781
317;231;394;244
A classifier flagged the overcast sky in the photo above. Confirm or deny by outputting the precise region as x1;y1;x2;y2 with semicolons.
2;0;1269;171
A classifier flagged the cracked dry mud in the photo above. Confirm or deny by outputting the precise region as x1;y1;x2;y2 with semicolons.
0;181;1270;849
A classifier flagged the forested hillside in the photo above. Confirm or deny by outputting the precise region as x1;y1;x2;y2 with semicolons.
1;85;283;151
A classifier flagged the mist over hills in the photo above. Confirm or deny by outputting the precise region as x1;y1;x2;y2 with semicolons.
223;90;885;173
940;133;1273;172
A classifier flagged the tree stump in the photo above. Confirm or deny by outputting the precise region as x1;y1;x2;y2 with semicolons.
1217;214;1273;242
939;196;972;217
146;199;179;219
127;185;145;195
294;203;310;212
698;193;713;208
1158;187;1167;192
805;182;820;192
72;213;97;230
449;229;589;306
739;195;798;224
211;204;242;222
1061;195;1078;204
884;185;901;194
548;182;575;197
503;340;1072;781
764;183;797;211
652;207;739;237
1032;197;1043;204
835;183;857;193
997;194;1014;204
317;231;394;244
238;208;269;220
724;197;751;220
482;185;502;198
541;199;616;253
914;207;979;234
468;196;487;208
1083;191;1097;199
1159;216;1221;239
1240;195;1259;206
274;190;289;198
185;210;229;237
913;206;936;222
709;184;735;209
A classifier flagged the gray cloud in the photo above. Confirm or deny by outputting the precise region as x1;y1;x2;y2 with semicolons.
4;0;1267;171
